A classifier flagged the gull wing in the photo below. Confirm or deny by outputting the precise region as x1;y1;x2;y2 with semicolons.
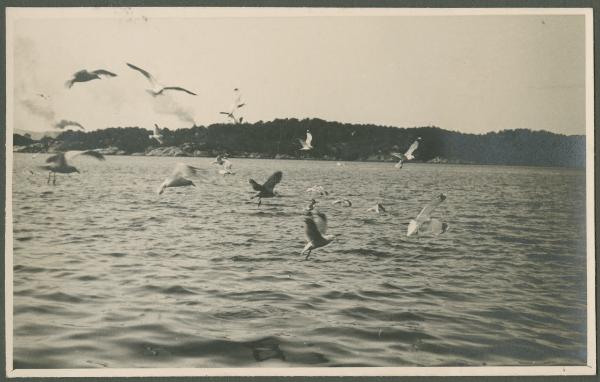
153;124;161;136
54;119;84;130
298;138;307;148
162;86;197;96
304;217;326;244
92;69;117;77
305;131;313;146
46;153;67;166
415;194;446;222
65;150;105;162
223;160;233;170
313;212;328;235
249;179;264;192
391;152;405;159
262;171;283;193
171;163;208;179
126;63;157;86
404;139;420;157
421;218;447;235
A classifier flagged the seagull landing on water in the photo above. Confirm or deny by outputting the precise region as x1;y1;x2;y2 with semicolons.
367;203;387;214
306;185;328;196
407;193;447;236
302;212;335;260
332;199;352;207
249;171;282;206
149;124;164;144
299;130;313;150
218;159;235;175
40;150;105;185
157;163;209;195
392;137;422;169
126;63;197;96
65;69;117;88
220;88;245;124
54;119;84;130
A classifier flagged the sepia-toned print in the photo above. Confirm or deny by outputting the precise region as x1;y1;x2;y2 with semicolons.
5;7;595;377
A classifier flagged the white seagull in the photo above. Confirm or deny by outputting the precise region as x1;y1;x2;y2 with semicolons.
299;130;313;150
392;137;422;168
220;88;245;124
332;199;352;207
407;193;447;236
149;124;164;144
218;159;235;175
367;203;387;214
157;163;208;195
40;150;105;185
126;63;197;96
302;212;335;260
306;185;328;196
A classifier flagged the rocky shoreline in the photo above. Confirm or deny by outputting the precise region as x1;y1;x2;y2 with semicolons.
13;144;473;164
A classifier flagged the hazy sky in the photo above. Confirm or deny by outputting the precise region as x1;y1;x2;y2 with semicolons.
8;8;588;135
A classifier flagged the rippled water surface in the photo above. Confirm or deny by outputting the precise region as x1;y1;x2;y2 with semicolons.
11;154;588;368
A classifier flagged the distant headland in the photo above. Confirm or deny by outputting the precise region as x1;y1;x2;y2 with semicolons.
13;118;585;168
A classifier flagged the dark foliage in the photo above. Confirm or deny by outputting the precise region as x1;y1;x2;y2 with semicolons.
14;119;585;167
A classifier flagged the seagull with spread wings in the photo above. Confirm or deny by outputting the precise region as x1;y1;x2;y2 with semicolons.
299;130;313;150
54;119;84;130
149;124;164;144
407;193;447;236
65;69;117;88
392;137;422;168
249;171;282;206
302;212;335;260
40;150;105;185
220;88;245;124
126;63;197;96
157;163;209;195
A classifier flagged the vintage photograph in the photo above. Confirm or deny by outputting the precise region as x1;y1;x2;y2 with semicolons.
5;7;595;377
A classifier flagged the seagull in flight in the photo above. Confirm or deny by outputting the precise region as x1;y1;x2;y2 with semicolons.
54;119;84;130
299;130;313;150
302;212;335;260
149;124;164;144
126;63;197;96
220;88;245;124
367;203;387;214
392;137;422;168
40;150;105;185
65;69;117;88
157;163;208;195
332;199;352;207
249;171;282;206
407;193;447;236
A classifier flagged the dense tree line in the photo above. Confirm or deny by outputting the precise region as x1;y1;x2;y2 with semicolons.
13;118;585;167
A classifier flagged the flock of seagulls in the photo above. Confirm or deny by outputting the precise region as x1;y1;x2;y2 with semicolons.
59;64;246;130
36;70;445;259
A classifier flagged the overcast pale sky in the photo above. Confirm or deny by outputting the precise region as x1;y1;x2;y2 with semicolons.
8;8;589;135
